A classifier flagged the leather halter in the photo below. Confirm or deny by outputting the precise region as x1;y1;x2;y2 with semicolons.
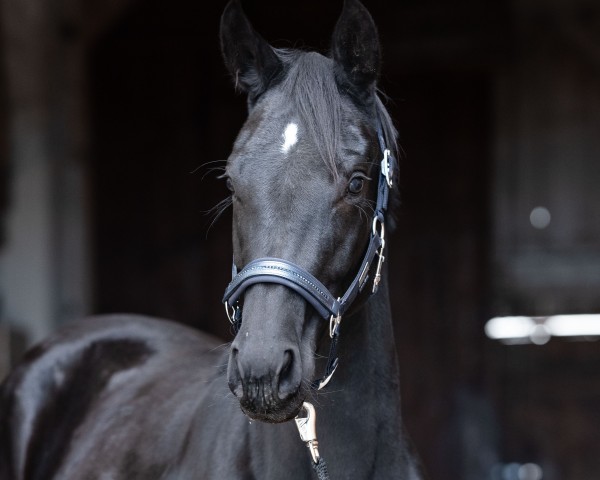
222;124;395;389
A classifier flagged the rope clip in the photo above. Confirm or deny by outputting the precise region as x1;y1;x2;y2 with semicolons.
295;402;321;464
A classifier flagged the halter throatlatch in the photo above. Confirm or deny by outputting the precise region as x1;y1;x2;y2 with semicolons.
222;124;395;390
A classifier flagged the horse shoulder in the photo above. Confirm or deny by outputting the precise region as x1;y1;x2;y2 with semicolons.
0;314;227;480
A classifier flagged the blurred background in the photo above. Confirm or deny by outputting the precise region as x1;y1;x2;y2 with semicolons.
1;0;599;479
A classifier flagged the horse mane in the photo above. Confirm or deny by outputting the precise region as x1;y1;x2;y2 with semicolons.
276;49;399;176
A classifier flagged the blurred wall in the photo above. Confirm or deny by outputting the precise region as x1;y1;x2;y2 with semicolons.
0;0;9;377
0;0;91;347
493;0;600;314
490;2;600;477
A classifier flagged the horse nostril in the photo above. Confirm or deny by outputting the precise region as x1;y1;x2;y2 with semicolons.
277;348;301;400
228;347;244;398
280;350;292;377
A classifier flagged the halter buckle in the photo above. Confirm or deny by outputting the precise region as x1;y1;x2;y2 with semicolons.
329;313;342;338
295;402;321;464
381;149;393;188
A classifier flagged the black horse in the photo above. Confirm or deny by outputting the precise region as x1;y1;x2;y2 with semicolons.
0;1;422;478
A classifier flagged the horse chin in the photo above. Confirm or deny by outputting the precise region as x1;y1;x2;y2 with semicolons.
240;393;305;424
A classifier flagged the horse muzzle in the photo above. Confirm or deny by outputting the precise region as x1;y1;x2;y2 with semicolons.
228;337;306;423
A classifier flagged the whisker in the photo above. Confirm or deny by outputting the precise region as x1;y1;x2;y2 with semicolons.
209;342;232;353
204;196;232;217
359;199;376;217
204;196;233;235
354;203;371;224
201;166;227;182
189;159;227;175
315;387;345;396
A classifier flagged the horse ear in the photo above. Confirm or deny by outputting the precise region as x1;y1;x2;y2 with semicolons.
220;0;282;99
331;0;381;100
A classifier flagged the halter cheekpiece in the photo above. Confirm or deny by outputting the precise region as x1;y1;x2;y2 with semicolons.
222;123;395;390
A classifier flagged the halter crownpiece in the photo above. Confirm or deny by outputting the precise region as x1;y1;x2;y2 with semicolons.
222;123;395;389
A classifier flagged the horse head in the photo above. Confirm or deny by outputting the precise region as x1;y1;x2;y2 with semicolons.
220;0;393;423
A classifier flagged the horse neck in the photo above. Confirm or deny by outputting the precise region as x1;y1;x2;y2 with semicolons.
336;266;401;407
305;266;413;476
242;269;413;478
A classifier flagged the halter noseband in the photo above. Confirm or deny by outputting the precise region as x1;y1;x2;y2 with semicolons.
222;124;395;390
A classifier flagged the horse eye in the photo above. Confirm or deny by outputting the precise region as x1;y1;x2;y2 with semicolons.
347;176;365;195
225;177;235;193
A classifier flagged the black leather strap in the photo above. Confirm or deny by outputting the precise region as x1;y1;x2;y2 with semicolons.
222;225;384;320
223;258;341;319
337;231;383;314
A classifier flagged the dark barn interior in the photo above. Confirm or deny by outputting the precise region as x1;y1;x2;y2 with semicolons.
1;0;599;479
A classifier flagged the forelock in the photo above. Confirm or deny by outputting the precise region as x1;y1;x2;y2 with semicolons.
274;49;398;179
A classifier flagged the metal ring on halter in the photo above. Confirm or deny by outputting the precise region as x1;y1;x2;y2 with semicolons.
372;215;385;241
225;302;237;325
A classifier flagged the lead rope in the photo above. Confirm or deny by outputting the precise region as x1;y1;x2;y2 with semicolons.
295;402;330;480
312;459;330;480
